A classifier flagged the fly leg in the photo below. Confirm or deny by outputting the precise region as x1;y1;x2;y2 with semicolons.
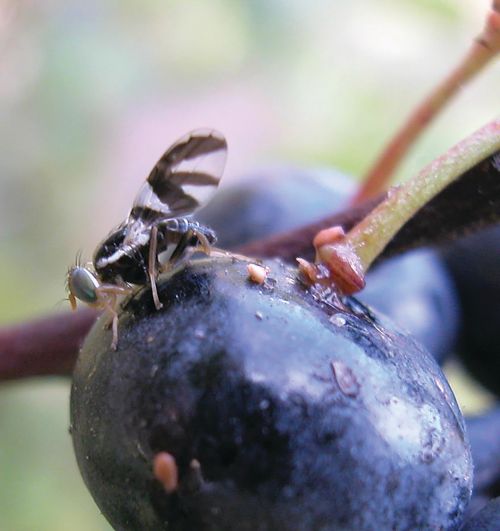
168;230;194;265
159;220;217;271
168;228;212;265
69;292;78;311
103;294;119;351
148;225;163;310
95;284;132;350
192;229;212;256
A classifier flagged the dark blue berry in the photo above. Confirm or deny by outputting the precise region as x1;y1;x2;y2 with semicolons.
71;256;472;530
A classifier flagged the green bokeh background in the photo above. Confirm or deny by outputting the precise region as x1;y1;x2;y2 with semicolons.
0;1;498;529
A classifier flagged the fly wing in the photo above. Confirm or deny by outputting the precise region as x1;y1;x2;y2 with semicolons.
131;129;227;222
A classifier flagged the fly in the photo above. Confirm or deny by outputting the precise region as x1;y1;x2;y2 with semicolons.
67;129;227;349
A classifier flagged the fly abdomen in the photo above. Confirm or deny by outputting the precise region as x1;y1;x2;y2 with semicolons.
94;228;149;285
162;217;190;234
195;223;217;245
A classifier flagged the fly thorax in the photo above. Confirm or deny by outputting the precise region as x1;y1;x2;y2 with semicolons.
163;217;190;233
123;220;151;246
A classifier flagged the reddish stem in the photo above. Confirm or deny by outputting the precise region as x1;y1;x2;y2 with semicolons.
0;309;98;381
238;194;385;262
0;196;382;382
316;119;500;294
351;2;500;206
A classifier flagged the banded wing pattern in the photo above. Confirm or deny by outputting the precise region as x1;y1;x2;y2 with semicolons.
71;128;228;350
130;129;227;223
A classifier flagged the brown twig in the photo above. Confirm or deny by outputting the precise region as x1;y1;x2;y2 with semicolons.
300;121;500;294
1;139;498;382
2;7;499;384
0;195;382;382
0;309;98;381
238;194;385;263
351;1;500;206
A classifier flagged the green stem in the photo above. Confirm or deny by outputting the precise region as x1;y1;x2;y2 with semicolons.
351;2;500;206
310;118;500;293
350;118;500;271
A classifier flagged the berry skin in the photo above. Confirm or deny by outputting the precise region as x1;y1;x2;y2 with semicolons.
199;167;459;363
71;255;472;531
442;225;500;396
466;407;500;507
460;497;500;531
197;166;353;249
360;249;460;364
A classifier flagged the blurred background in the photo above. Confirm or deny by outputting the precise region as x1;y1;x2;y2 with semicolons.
0;0;498;529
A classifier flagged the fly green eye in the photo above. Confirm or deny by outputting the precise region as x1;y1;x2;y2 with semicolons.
68;266;100;304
